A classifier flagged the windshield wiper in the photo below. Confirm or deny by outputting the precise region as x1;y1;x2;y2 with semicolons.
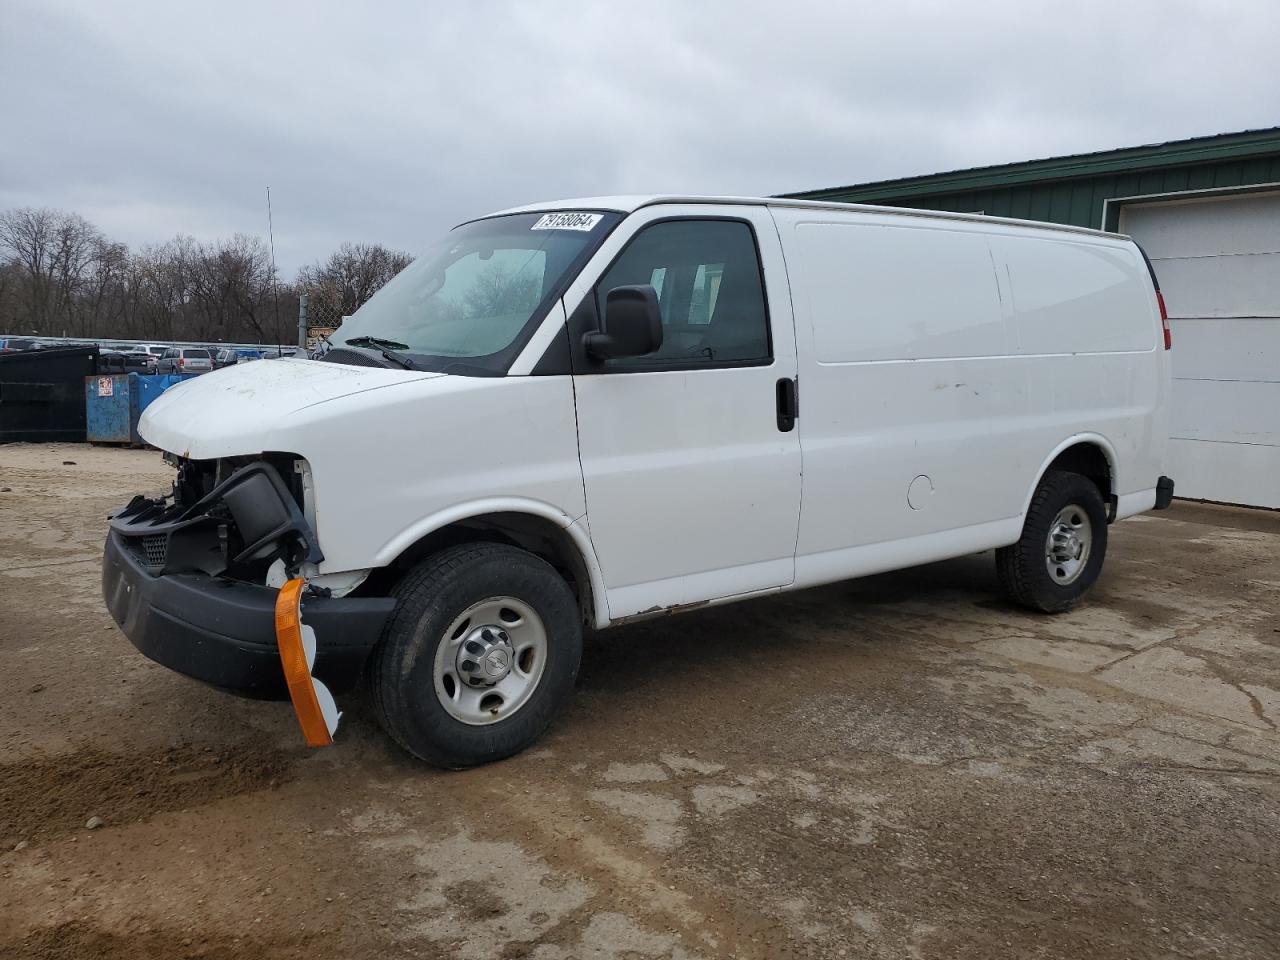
344;335;410;350
342;335;418;370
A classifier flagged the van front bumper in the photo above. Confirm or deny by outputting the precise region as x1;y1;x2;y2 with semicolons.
102;531;395;700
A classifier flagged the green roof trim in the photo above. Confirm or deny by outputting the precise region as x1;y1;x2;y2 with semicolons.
781;127;1280;202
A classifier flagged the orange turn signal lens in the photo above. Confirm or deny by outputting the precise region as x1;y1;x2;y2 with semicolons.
275;578;336;747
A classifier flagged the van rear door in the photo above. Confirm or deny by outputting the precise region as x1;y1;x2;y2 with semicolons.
568;205;802;619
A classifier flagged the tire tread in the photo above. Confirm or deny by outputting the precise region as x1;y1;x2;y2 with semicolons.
368;542;579;767
996;469;1107;613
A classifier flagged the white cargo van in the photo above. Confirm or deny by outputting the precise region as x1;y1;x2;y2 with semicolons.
103;196;1174;767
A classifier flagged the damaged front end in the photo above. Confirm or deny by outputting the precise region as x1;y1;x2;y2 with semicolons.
102;453;395;716
111;453;320;581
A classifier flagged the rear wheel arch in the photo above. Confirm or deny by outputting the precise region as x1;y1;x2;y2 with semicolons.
1023;436;1118;521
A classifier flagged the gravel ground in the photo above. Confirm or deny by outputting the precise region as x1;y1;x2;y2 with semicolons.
1;443;1277;959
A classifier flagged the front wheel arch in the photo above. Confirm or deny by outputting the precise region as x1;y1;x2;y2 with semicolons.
369;506;607;629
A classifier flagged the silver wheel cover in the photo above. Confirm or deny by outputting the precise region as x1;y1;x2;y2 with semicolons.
1045;504;1093;586
432;597;548;725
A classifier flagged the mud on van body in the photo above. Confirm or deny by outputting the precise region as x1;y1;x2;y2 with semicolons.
103;196;1174;767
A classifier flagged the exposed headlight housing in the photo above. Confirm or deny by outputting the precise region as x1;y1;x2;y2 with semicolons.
111;455;322;579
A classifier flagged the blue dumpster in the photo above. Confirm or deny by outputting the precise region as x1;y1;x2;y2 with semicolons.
85;373;196;445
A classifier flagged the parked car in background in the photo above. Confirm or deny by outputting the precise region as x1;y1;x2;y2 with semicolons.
0;337;42;352
98;350;154;374
155;347;213;374
103;346;157;370
213;348;239;369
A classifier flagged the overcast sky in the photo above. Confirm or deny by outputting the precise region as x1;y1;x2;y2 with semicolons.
2;0;1278;274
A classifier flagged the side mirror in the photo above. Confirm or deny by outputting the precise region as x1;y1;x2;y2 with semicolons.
583;285;663;360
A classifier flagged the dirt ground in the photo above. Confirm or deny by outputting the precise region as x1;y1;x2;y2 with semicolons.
1;443;1277;960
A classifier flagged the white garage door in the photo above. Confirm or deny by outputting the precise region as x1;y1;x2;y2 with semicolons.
1121;191;1280;509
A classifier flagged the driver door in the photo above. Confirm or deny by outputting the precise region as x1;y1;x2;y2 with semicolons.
569;206;802;619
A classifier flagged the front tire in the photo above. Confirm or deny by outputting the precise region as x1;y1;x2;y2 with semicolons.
996;470;1108;613
369;543;582;768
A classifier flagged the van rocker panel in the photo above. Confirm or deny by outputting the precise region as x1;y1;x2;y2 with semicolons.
102;531;395;700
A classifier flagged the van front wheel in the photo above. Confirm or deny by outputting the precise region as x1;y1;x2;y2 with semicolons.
369;543;582;768
996;469;1108;613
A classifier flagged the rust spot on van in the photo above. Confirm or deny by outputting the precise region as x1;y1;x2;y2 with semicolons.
612;599;712;627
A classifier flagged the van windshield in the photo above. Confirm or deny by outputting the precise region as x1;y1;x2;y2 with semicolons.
333;210;620;374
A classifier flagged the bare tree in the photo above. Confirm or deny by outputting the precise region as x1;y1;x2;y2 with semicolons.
192;234;285;343
297;241;413;323
0;205;394;344
0;207;126;337
0;261;20;331
74;236;129;337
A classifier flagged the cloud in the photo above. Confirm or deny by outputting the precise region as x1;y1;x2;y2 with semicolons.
2;0;1277;274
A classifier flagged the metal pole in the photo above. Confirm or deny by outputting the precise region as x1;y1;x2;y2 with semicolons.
298;293;309;350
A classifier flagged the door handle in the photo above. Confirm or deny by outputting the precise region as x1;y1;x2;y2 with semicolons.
776;378;798;432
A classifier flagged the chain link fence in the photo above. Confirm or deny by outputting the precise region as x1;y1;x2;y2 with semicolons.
297;291;349;352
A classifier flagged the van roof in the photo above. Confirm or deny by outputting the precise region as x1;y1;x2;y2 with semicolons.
484;195;1122;241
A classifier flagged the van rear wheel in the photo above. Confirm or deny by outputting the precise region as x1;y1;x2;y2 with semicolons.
369;543;582;768
996;469;1108;613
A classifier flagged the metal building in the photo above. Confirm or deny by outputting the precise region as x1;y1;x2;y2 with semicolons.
784;128;1280;508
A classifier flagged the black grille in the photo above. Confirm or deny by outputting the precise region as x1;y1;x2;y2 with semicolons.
142;534;167;568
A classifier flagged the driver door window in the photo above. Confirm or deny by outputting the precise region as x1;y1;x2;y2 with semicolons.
596;219;771;369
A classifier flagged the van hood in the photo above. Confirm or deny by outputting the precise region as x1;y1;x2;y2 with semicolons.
140;357;443;459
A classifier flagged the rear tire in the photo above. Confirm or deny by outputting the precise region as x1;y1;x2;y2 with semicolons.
369;543;582;768
996;469;1108;613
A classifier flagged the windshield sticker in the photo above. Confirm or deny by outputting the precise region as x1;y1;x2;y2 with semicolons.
531;212;603;232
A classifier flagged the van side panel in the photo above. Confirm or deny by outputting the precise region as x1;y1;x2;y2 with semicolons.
808;225;1006;362
995;233;1168;510
995;236;1156;355
771;206;1166;591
